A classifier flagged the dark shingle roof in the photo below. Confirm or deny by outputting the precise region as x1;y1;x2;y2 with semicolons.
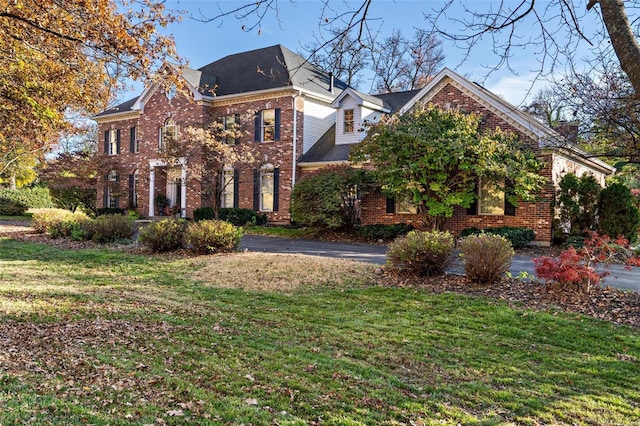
198;44;347;97
94;97;139;117
298;124;353;163
373;89;421;113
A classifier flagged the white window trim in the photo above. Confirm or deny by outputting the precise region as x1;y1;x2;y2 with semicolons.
396;193;418;215
260;109;276;142
221;168;235;208
343;109;355;134
260;166;274;212
109;130;118;156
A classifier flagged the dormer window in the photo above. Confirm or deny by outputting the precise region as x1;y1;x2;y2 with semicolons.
344;109;354;133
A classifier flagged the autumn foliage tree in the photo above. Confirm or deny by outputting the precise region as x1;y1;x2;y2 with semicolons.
159;114;256;219
350;105;546;230
0;0;179;175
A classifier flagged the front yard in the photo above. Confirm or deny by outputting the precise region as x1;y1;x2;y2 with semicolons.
1;232;639;425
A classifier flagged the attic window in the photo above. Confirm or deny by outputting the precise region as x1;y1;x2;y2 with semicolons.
344;109;354;133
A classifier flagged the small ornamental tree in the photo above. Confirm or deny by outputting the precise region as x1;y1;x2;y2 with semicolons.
350;104;546;230
598;182;640;243
291;166;375;230
556;173;601;236
159;113;256;219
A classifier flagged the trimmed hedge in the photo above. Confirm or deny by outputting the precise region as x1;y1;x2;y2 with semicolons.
194;207;267;226
0;187;55;209
96;207;126;216
460;226;535;249
386;230;455;276
358;223;414;241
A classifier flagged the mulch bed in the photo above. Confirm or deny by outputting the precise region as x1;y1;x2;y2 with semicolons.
3;223;639;330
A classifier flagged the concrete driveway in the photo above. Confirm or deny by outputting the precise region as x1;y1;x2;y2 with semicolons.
241;234;640;293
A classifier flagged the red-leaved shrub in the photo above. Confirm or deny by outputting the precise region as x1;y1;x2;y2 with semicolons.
534;232;640;293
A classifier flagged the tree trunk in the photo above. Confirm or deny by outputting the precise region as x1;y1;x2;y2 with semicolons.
590;0;640;98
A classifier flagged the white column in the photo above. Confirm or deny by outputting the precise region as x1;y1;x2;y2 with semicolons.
180;163;187;218
149;167;155;217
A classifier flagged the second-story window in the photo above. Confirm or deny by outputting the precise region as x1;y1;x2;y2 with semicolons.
224;113;240;144
344;109;354;133
104;129;120;155
159;118;178;151
254;108;280;142
130;126;139;153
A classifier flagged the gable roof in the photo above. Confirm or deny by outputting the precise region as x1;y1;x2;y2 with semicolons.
373;89;421;113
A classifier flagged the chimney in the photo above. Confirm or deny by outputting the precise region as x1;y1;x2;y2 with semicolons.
554;121;579;144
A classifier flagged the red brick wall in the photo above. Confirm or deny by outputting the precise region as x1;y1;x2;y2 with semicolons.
357;83;555;245
97;89;303;222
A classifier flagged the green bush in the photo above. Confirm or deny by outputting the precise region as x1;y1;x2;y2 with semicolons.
31;208;89;238
139;219;187;252
358;223;414;241
598;182;640;243
96;207;125;216
0;198;28;215
185;220;243;254
460;226;535;249
81;214;135;243
291;166;374;230
0;187;55;209
194;207;267;226
386;230;454;276
459;233;514;284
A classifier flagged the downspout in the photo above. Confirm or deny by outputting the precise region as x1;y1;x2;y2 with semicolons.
292;92;300;187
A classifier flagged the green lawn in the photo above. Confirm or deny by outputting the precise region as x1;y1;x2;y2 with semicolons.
1;237;639;425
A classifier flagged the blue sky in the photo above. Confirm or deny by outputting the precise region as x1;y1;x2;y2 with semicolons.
123;0;603;107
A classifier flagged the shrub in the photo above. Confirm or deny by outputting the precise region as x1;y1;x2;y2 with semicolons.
0;198;28;215
291;166;374;230
195;207;267;226
138;219;187;252
358;223;414;241
185;220;243;254
459;233;514;284
598;182;640;243
459;226;535;249
0;187;55;209
219;208;267;226
96;207;125;216
386;230;454;276
81;214;135;243
556;173;601;236
31;208;89;237
534;232;640;293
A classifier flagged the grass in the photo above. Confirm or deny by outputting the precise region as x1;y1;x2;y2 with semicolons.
1;236;640;425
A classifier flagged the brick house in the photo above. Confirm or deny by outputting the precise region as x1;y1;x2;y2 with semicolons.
94;45;614;245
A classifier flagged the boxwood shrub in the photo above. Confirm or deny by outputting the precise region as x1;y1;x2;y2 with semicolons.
0;187;55;209
194;207;267;226
386;230;454;276
0;198;28;216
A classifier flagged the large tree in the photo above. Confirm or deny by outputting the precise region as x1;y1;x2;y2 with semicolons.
0;0;179;175
350;105;546;230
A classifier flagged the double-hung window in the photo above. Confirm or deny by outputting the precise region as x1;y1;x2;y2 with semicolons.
260;167;274;211
159;118;178;151
224;113;240;144
396;193;418;214
254;108;280;142
106;170;118;208
130;126;139;153
343;109;355;133
221;168;235;208
104;129;120;155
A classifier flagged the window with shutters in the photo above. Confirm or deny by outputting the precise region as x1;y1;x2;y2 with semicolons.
255;109;280;142
221;168;235;208
260;166;274;211
106;129;119;155
224;114;240;144
479;179;505;215
107;170;118;208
